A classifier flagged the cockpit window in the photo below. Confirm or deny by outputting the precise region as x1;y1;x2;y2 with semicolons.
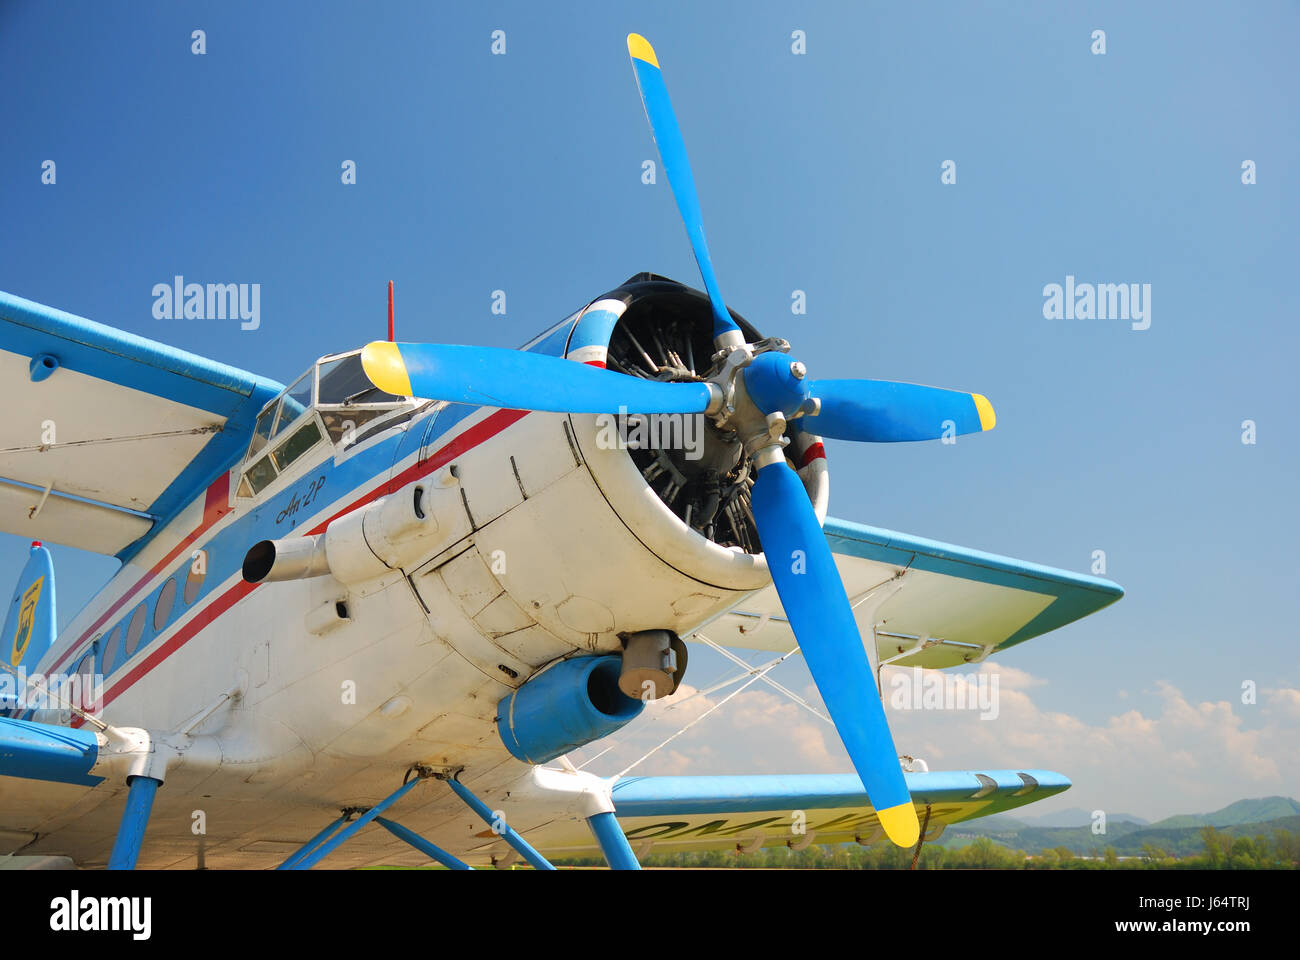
274;372;313;437
249;403;277;457
272;419;323;471
245;454;278;494
318;353;402;405
319;408;390;443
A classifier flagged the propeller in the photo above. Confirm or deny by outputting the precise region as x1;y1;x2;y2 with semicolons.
626;33;739;345
809;378;995;443
750;453;919;844
355;33;1002;848
360;341;717;415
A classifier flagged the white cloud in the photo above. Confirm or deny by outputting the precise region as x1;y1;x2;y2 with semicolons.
579;664;1300;822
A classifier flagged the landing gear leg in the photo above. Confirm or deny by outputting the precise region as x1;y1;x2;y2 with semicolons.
107;776;162;870
586;811;641;870
374;816;473;870
281;776;424;870
445;774;556;871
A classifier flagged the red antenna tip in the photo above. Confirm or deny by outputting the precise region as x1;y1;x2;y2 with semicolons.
387;281;395;342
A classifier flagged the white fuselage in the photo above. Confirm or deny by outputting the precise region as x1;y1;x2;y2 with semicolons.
1;298;827;867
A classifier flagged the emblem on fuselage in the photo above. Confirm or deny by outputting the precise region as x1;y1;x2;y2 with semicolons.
10;576;43;665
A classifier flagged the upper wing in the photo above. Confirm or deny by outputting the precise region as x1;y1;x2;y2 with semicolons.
703;516;1123;669
0;291;282;558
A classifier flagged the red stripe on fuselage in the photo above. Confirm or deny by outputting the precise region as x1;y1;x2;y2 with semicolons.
47;473;233;676
89;407;531;717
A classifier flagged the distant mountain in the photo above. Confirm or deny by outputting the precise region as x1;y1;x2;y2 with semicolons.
964;815;1031;833
1149;797;1300;830
943;797;1300;857
1014;806;1149;828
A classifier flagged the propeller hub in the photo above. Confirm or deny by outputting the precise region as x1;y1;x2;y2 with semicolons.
741;350;812;421
696;342;811;470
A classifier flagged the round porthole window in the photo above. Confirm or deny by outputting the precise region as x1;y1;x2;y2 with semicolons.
101;626;122;674
184;560;205;605
154;578;177;630
75;652;96;712
124;604;147;657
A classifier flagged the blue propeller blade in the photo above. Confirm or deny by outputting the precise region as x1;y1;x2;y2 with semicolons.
361;342;714;415
750;459;920;848
627;34;740;343
808;379;996;443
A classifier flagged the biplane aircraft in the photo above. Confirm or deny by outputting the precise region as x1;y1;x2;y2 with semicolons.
0;35;1121;870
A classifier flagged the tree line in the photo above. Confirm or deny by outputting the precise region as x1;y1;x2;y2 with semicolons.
552;826;1300;869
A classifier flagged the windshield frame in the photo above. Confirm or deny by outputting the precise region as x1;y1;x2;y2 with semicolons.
236;349;414;498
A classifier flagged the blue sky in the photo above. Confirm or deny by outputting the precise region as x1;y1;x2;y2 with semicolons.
2;1;1296;819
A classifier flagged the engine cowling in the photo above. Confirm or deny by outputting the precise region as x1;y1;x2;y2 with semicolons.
564;275;829;594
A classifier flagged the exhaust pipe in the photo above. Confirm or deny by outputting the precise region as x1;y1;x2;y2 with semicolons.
241;535;330;584
242;475;458;586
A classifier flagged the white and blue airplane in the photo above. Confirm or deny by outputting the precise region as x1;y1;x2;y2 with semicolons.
0;35;1121;870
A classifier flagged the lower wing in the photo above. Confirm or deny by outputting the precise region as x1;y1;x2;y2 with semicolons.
525;769;1068;859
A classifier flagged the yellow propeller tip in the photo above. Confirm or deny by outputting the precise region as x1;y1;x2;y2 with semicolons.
626;33;659;68
360;341;413;397
973;393;996;431
877;801;921;848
